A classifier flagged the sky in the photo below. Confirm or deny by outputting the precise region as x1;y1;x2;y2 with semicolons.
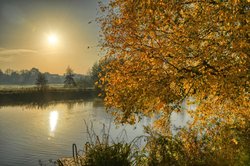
0;0;102;74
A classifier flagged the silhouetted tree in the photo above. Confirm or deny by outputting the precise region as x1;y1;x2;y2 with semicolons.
64;66;76;87
36;72;48;90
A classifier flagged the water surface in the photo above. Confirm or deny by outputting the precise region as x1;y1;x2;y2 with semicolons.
0;99;149;166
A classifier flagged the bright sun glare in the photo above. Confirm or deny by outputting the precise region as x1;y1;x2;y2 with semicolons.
49;110;58;132
47;34;58;45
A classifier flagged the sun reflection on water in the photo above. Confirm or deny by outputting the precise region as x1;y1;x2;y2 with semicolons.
49;110;58;137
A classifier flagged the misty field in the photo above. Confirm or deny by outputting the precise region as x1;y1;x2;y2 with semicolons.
0;84;63;90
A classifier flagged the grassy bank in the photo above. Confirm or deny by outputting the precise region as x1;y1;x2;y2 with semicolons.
57;125;250;166
0;87;98;106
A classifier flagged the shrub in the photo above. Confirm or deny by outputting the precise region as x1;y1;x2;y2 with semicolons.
83;142;132;166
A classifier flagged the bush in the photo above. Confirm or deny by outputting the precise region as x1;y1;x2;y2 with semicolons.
60;122;249;166
143;124;250;166
78;122;139;166
84;142;132;166
144;128;187;166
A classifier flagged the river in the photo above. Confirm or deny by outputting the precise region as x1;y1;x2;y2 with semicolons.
0;99;150;166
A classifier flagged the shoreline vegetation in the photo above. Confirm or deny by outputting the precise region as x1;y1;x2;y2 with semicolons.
0;86;98;107
57;122;250;166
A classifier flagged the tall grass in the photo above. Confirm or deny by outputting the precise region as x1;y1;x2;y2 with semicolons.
59;121;141;166
82;121;144;166
58;122;250;166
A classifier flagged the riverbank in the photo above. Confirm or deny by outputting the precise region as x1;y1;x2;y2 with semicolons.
0;87;98;106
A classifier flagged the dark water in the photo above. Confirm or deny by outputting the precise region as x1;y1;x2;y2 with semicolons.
0;99;150;166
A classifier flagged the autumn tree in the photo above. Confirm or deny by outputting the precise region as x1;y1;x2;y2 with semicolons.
90;60;112;95
36;72;48;90
90;62;101;87
98;0;249;130
64;66;76;87
98;1;249;163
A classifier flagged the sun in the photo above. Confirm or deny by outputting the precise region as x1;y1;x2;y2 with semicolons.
47;34;58;45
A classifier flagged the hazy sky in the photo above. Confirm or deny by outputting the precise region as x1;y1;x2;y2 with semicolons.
0;0;101;74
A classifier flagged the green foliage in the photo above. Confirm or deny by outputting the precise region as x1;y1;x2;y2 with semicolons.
84;142;132;166
78;122;138;166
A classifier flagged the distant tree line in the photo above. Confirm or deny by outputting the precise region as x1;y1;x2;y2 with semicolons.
0;68;62;85
0;67;95;89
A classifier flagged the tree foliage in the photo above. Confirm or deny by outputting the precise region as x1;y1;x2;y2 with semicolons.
35;72;48;90
64;66;76;87
90;62;102;87
90;60;112;95
98;0;249;131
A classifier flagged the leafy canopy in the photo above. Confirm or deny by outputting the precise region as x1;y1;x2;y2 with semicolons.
98;0;249;131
